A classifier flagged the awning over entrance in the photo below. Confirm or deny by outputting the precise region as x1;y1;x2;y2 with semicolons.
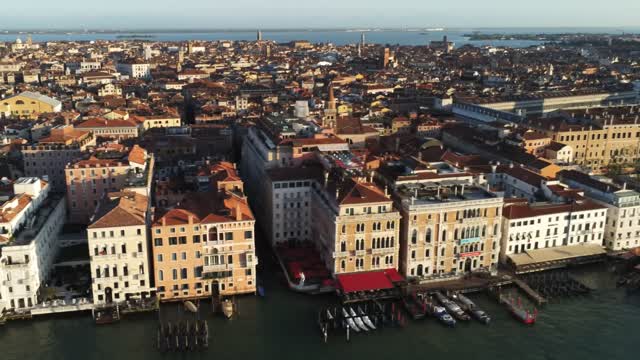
337;269;402;294
507;244;606;273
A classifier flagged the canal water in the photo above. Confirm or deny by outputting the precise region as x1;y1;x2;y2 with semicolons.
1;262;638;360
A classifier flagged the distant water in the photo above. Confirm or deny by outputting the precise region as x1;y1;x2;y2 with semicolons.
0;28;636;47
1;262;639;360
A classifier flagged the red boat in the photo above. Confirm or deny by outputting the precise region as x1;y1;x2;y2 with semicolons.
504;296;537;325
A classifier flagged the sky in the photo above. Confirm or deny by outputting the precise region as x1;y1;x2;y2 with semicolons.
0;0;639;30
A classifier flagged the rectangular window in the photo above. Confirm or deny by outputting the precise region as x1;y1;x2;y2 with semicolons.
154;238;163;246
244;231;253;239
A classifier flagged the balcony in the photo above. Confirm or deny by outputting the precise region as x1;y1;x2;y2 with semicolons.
4;261;29;268
372;248;394;254
332;251;349;258
355;250;366;256
204;263;233;272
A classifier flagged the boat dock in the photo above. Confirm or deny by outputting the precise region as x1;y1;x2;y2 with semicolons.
512;278;547;306
520;270;592;299
156;320;209;352
317;300;405;342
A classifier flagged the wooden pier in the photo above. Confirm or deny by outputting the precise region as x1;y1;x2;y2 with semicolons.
520;271;592;300
156;320;209;352
512;278;547;306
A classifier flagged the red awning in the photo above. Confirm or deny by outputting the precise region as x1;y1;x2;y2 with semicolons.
336;271;394;294
384;268;405;283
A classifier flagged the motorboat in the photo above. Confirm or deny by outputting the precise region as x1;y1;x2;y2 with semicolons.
452;293;491;325
434;292;470;321
433;306;456;327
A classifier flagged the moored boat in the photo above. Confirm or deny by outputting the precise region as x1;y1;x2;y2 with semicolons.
451;293;491;324
184;301;198;313
222;299;234;319
353;315;370;331
401;293;427;320
433;306;456;327
504;297;536;325
342;308;360;332
434;292;470;321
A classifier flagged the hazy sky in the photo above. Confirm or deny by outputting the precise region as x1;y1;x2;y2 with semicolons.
1;0;639;29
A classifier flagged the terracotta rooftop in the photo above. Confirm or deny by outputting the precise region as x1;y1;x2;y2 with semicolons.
77;117;138;129
88;192;148;229
503;200;605;220
154;191;254;227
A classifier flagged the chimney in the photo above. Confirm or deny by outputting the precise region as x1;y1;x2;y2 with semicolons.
385;186;389;196
623;182;627;190
161;216;166;227
188;214;193;224
236;203;242;221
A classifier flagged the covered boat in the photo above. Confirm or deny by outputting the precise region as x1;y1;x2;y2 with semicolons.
434;292;470;321
452;293;491;324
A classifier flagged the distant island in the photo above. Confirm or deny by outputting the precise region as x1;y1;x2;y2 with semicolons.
115;34;156;39
463;32;639;42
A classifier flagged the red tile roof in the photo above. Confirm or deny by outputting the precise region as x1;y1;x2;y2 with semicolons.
77;117;138;128
503;200;605;220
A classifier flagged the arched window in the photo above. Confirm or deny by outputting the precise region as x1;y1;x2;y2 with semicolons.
15;100;25;105
426;228;432;243
158;270;163;281
411;229;417;244
209;226;218;242
442;230;447;241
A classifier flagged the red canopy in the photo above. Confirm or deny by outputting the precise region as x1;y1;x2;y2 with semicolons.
337;271;394;294
384;268;405;283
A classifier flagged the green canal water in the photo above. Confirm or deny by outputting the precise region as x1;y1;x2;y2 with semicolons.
1;263;639;360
